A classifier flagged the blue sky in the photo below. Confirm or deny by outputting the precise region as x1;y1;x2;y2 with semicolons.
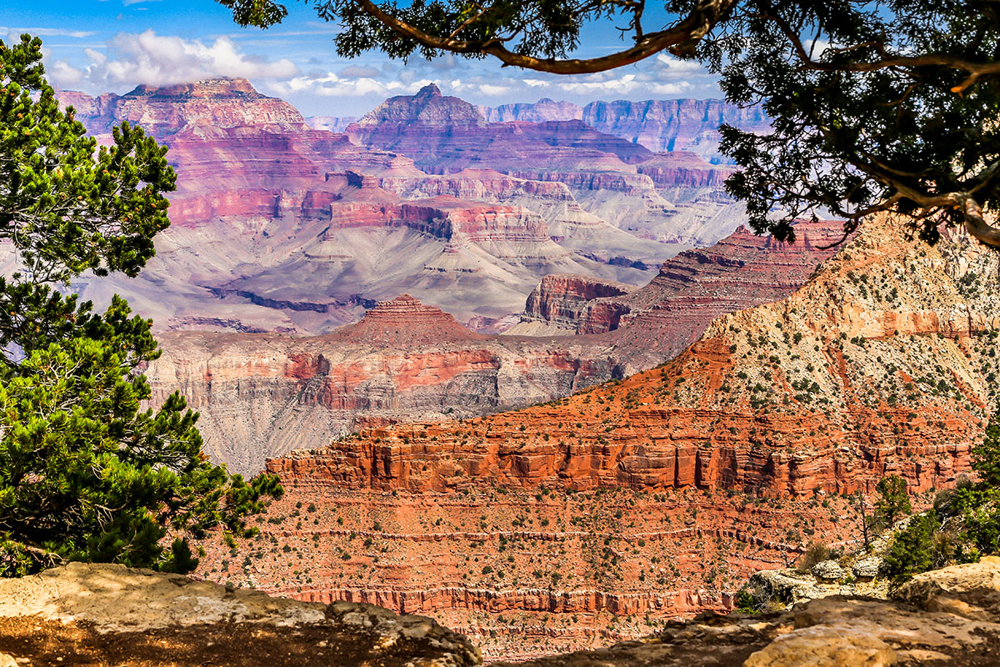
2;0;724;116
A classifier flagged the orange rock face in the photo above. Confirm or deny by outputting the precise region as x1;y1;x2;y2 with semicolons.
148;221;849;476
515;219;848;370
147;295;621;474
200;217;1000;660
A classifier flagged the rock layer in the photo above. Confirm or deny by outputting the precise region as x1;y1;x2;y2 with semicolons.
501;558;1000;667
4;556;1000;666
57;79;684;332
350;85;749;248
147;221;844;474
483;97;770;163
512;219;846;370
146;294;620;474
201;216;1000;659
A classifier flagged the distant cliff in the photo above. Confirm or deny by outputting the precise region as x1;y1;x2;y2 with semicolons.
483;97;769;163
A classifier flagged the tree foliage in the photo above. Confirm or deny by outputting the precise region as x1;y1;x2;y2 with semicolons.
882;511;946;586
873;474;912;532
883;397;1000;585
218;0;1000;250
0;36;174;283
0;35;282;576
714;1;1000;250
218;0;737;73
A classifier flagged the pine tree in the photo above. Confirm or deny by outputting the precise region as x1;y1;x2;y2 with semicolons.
873;475;913;532
0;35;281;576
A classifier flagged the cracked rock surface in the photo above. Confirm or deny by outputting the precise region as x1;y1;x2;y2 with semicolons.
0;562;479;667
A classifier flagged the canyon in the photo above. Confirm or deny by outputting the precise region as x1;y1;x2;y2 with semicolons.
510;218;846;369
55;79;759;336
350;85;747;249
147;295;619;474
146;219;845;474
42;75;817;474
201;216;1000;660
21;58;1000;667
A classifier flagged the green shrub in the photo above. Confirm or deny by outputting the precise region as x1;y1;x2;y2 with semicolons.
797;541;830;574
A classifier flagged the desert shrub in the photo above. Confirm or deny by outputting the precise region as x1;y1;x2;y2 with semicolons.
734;579;784;614
797;541;830;574
883;512;946;585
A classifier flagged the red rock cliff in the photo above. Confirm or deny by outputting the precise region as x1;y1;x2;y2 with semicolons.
221;217;999;659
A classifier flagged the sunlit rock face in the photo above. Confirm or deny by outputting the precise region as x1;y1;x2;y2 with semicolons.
146;220;847;475
203;215;998;660
57;79;696;333
349;84;752;248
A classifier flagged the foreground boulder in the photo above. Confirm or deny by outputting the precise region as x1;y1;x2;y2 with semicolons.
5;558;1000;666
894;555;1000;621
0;562;480;667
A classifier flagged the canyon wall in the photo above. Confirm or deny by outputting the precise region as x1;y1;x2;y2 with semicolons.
148;221;845;474
147;295;620;475
200;217;1000;660
511;219;846;370
59;78;702;332
482;98;769;163
350;84;749;248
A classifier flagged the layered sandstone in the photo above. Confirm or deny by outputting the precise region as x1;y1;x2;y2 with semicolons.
349;85;750;247
513;220;846;369
635;152;734;189
517;275;635;335
348;85;653;174
274;218;998;496
483;97;770;164
6;555;1000;667
336;294;486;345
481;99;583;124
201;216;1000;659
506;558;1000;667
67;78;307;137
580;99;769;163
148;222;844;474
146;294;620;475
57;79;682;332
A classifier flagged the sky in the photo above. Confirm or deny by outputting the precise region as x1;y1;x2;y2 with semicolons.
2;0;725;117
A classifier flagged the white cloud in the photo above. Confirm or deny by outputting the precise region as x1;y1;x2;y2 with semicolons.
804;39;830;59
37;24;723;115
265;71;434;98
654;53;703;72
49;30;299;90
459;70;696;98
1;27;96;39
50;60;84;86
